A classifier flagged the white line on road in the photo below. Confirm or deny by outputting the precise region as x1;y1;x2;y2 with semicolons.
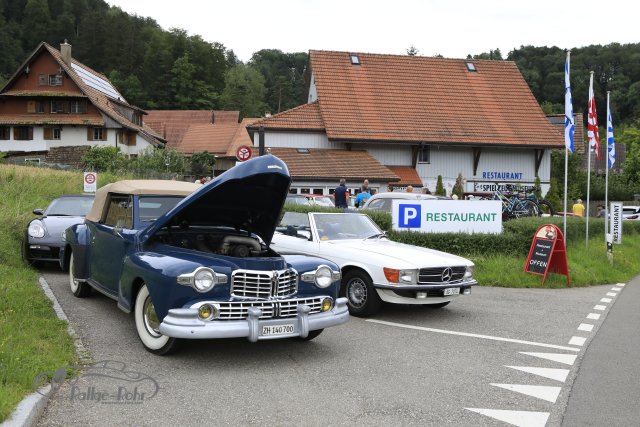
601;298;613;303
569;336;587;346
505;366;570;382
490;383;562;403
465;408;549;427
611;287;622;291
366;319;580;351
578;323;594;332
617;283;626;287
520;352;578;365
606;292;617;297
594;305;607;311
587;313;601;320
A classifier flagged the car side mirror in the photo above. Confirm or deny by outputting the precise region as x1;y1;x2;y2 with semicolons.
297;230;311;240
113;226;124;237
33;208;44;215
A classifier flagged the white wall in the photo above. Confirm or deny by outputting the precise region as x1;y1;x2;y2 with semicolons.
308;74;318;103
254;131;334;149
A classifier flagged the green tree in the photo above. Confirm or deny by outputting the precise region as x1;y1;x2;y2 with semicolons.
219;63;267;118
249;49;307;113
543;177;562;213
82;146;126;172
435;175;446;196
451;173;464;199
130;147;187;178
169;53;217;109
22;0;51;48
406;45;419;56
190;151;216;177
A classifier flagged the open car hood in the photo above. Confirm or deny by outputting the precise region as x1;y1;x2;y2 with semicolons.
140;155;291;245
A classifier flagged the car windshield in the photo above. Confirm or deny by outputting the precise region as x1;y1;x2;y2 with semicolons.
46;196;94;216
311;213;382;240
139;196;185;223
311;196;334;207
286;196;311;206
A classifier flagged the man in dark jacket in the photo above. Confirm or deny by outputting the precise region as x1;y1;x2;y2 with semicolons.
334;178;348;208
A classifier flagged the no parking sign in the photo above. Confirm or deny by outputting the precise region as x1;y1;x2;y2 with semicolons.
84;172;97;193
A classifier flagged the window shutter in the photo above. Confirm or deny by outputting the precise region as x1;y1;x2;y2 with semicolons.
28;127;33;140
102;128;108;141
38;74;46;86
87;128;94;141
27;101;35;113
44;127;52;140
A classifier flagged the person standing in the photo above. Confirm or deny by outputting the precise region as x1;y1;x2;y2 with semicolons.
406;185;414;193
355;186;371;208
572;198;585;217
334;178;348;208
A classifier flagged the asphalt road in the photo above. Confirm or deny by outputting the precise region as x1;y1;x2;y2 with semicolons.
34;265;631;426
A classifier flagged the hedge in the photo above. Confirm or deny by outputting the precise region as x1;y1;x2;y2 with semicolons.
282;204;640;257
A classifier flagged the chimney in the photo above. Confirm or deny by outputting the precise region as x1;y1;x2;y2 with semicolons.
60;40;71;66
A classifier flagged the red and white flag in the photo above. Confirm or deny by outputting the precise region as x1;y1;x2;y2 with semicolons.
587;74;601;160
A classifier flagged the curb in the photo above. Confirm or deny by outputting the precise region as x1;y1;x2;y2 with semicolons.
1;276;92;427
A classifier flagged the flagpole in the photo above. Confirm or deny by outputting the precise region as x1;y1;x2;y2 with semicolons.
563;146;568;245
605;91;610;242
585;71;596;247
563;50;574;248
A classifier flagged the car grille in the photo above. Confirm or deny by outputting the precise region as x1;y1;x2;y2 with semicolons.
216;297;325;320
418;266;466;284
231;268;297;298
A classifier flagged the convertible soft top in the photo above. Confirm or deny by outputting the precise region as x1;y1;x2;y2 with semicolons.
85;180;200;222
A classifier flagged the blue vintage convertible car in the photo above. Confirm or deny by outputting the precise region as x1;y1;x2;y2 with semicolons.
62;155;348;354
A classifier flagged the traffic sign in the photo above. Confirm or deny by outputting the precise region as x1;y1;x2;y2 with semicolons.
84;172;97;193
236;145;252;162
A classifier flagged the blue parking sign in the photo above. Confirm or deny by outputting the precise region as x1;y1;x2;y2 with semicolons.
398;204;421;228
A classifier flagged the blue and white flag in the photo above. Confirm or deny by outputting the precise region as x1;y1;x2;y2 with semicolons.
607;95;616;169
564;52;575;153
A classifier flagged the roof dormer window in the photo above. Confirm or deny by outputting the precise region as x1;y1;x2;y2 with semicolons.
350;55;360;65
466;62;477;72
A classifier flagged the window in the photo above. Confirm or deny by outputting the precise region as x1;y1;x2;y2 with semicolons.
49;74;63;86
36;101;45;113
132;113;141;125
50;100;66;113
104;195;133;228
466;62;477;72
351;55;360;65
44;127;61;140
0;127;10;140
24;158;41;165
28;100;46;113
88;127;107;141
418;145;431;163
38;74;47;86
14;126;33;140
70;100;86;114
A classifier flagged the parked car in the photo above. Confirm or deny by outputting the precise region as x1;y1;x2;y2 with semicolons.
362;192;438;213
305;194;335;207
23;194;94;267
272;212;477;316
623;206;640;220
62;156;348;355
285;194;312;206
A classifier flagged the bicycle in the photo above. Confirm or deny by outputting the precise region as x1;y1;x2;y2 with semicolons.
489;187;540;219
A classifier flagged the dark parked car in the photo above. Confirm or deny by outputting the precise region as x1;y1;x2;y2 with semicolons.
23;194;94;267
62;155;348;355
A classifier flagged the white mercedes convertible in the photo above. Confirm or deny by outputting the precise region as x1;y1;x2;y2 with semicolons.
272;212;477;316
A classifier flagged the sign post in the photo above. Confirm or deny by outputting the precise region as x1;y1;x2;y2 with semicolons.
524;224;570;285
83;172;97;193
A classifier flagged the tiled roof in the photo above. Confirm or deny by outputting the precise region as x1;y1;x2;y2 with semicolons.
145;110;214;149
302;50;563;148
37;43;164;146
248;102;324;131
268;148;399;181
547;113;585;154
178;123;237;154
386;166;423;186
226;118;260;157
0;114;103;126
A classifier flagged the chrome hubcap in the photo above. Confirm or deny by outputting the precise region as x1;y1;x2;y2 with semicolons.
348;279;367;308
143;296;161;337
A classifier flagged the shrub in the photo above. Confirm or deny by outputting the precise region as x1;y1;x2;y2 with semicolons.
452;173;464;199
435;175;446;196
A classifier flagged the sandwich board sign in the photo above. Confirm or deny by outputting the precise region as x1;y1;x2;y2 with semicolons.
524;224;570;285
83;172;97;193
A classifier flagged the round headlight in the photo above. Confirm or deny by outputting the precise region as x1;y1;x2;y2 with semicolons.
315;265;333;288
28;221;46;238
198;304;218;320
321;297;333;312
193;268;215;292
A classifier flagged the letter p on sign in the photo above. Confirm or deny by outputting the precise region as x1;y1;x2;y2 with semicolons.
399;204;421;228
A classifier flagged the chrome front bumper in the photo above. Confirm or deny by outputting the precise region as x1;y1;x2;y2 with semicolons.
159;297;349;341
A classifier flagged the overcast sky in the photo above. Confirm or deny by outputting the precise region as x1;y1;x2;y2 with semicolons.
107;0;639;62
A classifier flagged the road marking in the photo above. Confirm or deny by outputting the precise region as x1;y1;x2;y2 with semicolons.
611;287;621;291
366;320;580;351
594;305;607;310
568;336;587;346
491;383;562;403
606;292;617;297
465;408;549;427
617;282;626;286
520;352;577;365
600;298;612;303
505;366;570;382
578;323;594;332
587;313;601;320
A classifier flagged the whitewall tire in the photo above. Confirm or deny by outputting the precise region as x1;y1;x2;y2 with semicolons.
134;284;177;355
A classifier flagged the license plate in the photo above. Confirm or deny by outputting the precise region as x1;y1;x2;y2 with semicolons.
261;324;295;336
443;287;460;296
